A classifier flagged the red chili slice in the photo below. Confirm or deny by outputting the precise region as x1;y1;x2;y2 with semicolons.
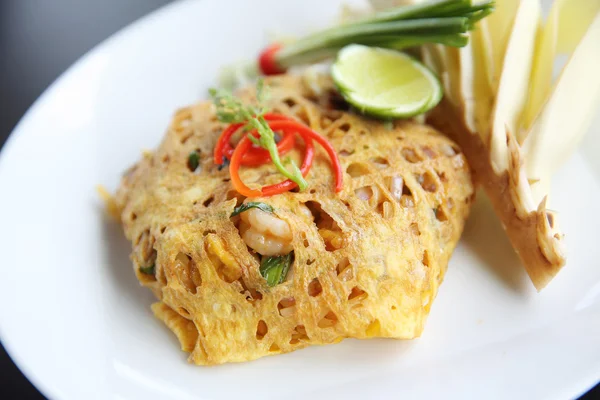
258;43;286;76
223;114;342;196
260;129;314;196
229;134;262;197
229;126;314;197
267;120;343;192
214;114;293;166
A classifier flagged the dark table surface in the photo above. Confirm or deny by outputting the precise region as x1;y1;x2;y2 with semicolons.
0;1;599;399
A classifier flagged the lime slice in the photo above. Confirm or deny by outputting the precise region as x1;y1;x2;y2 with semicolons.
331;44;443;119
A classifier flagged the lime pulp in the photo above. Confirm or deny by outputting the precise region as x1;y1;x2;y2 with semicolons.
331;44;443;119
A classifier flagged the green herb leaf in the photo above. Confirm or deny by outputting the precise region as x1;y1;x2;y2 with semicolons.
231;202;274;217
259;252;293;287
256;77;268;104
188;150;200;171
139;264;155;275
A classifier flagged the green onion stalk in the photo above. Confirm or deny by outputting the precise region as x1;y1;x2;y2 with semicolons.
220;0;494;88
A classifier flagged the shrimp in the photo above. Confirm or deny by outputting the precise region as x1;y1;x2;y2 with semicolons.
239;204;311;256
239;207;293;256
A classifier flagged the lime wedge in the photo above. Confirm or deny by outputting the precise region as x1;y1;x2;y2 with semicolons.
331;44;443;119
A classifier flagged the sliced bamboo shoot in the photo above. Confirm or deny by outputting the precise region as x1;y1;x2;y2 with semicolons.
489;0;541;174
445;46;462;108
523;12;600;205
481;0;520;92
521;0;600;134
456;27;494;140
422;44;455;104
477;18;495;96
556;0;600;53
520;3;557;134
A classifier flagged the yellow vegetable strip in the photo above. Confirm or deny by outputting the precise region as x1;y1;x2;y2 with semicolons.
489;0;541;174
522;0;600;134
480;0;520;92
523;12;600;204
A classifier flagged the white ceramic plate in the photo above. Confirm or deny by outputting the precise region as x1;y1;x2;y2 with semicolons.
1;0;599;399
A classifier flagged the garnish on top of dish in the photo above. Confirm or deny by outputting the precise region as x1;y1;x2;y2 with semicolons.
209;81;343;196
104;0;600;364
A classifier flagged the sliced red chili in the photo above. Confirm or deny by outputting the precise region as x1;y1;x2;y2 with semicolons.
261;130;314;196
214;114;293;167
214;122;243;165
224;114;342;196
258;43;285;76
229;127;314;197
234;133;295;166
267;120;343;192
229;134;262;198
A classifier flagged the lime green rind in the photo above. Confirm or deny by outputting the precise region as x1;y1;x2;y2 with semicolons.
331;44;443;119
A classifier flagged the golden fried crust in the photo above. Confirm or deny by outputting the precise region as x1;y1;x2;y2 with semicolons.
115;75;474;365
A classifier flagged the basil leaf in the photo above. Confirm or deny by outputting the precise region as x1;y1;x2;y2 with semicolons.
231;202;274;217
188;151;200;171
139;264;155;275
260;253;293;287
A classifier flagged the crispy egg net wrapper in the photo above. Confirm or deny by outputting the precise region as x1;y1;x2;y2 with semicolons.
115;75;474;365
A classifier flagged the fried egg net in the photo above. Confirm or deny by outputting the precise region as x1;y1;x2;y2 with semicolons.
115;75;474;365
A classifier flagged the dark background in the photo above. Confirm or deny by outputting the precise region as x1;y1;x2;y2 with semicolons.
0;1;598;399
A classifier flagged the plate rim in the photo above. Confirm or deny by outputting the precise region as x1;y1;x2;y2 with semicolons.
0;1;189;399
0;0;598;399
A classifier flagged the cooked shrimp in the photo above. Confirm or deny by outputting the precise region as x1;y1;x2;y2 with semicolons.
239;207;295;256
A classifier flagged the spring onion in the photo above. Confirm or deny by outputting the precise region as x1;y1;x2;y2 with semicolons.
275;0;493;71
